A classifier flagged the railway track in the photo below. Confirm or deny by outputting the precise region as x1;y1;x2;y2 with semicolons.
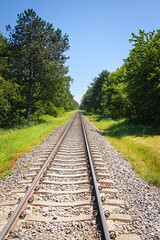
0;112;141;240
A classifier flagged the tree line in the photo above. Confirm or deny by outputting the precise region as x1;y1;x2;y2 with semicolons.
80;30;160;125
0;9;78;127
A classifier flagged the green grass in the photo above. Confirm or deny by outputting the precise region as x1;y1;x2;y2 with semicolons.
87;114;160;187
0;111;75;179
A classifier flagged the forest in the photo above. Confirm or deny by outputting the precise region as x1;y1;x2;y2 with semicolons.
80;29;160;126
0;9;78;128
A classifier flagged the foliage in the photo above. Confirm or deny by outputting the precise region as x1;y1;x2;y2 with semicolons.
0;77;23;127
0;9;78;128
6;9;71;119
0;33;24;127
81;70;110;113
81;29;160;126
124;30;160;124
102;65;128;118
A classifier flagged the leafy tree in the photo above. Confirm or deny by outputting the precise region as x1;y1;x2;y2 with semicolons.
0;33;21;127
92;70;110;113
7;9;70;119
102;65;128;118
124;29;160;124
82;29;160;125
80;70;110;113
0;77;21;127
80;86;94;112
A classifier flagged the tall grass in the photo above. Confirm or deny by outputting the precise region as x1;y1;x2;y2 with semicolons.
0;111;75;179
87;115;160;187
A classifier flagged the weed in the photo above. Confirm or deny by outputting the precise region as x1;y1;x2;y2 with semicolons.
0;168;15;181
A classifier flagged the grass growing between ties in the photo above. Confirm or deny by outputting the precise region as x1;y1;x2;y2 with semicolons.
0;111;75;180
87;114;160;187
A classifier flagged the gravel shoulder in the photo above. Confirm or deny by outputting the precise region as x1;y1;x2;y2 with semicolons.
0;123;67;203
84;116;160;240
0;116;159;240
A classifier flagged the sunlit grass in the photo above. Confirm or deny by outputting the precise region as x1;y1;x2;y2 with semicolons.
0;111;75;179
87;115;160;187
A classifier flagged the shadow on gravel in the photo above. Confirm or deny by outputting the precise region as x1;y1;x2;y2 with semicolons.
91;128;104;136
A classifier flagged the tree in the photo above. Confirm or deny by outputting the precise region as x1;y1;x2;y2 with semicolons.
124;29;160;124
7;9;70;119
80;70;110;113
0;33;20;126
81;29;160;125
102;65;128;118
0;77;21;127
80;86;94;112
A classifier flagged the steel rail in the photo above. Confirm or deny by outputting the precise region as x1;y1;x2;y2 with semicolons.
80;112;110;240
0;113;77;240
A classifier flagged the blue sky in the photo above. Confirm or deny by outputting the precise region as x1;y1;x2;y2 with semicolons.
0;0;160;103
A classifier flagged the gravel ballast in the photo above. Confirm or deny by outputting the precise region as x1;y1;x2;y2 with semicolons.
84;116;160;240
0;115;160;240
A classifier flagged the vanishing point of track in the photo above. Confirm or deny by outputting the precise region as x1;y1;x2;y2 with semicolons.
0;112;140;240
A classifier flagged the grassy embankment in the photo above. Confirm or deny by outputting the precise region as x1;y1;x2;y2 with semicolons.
0;111;75;180
87;115;160;187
